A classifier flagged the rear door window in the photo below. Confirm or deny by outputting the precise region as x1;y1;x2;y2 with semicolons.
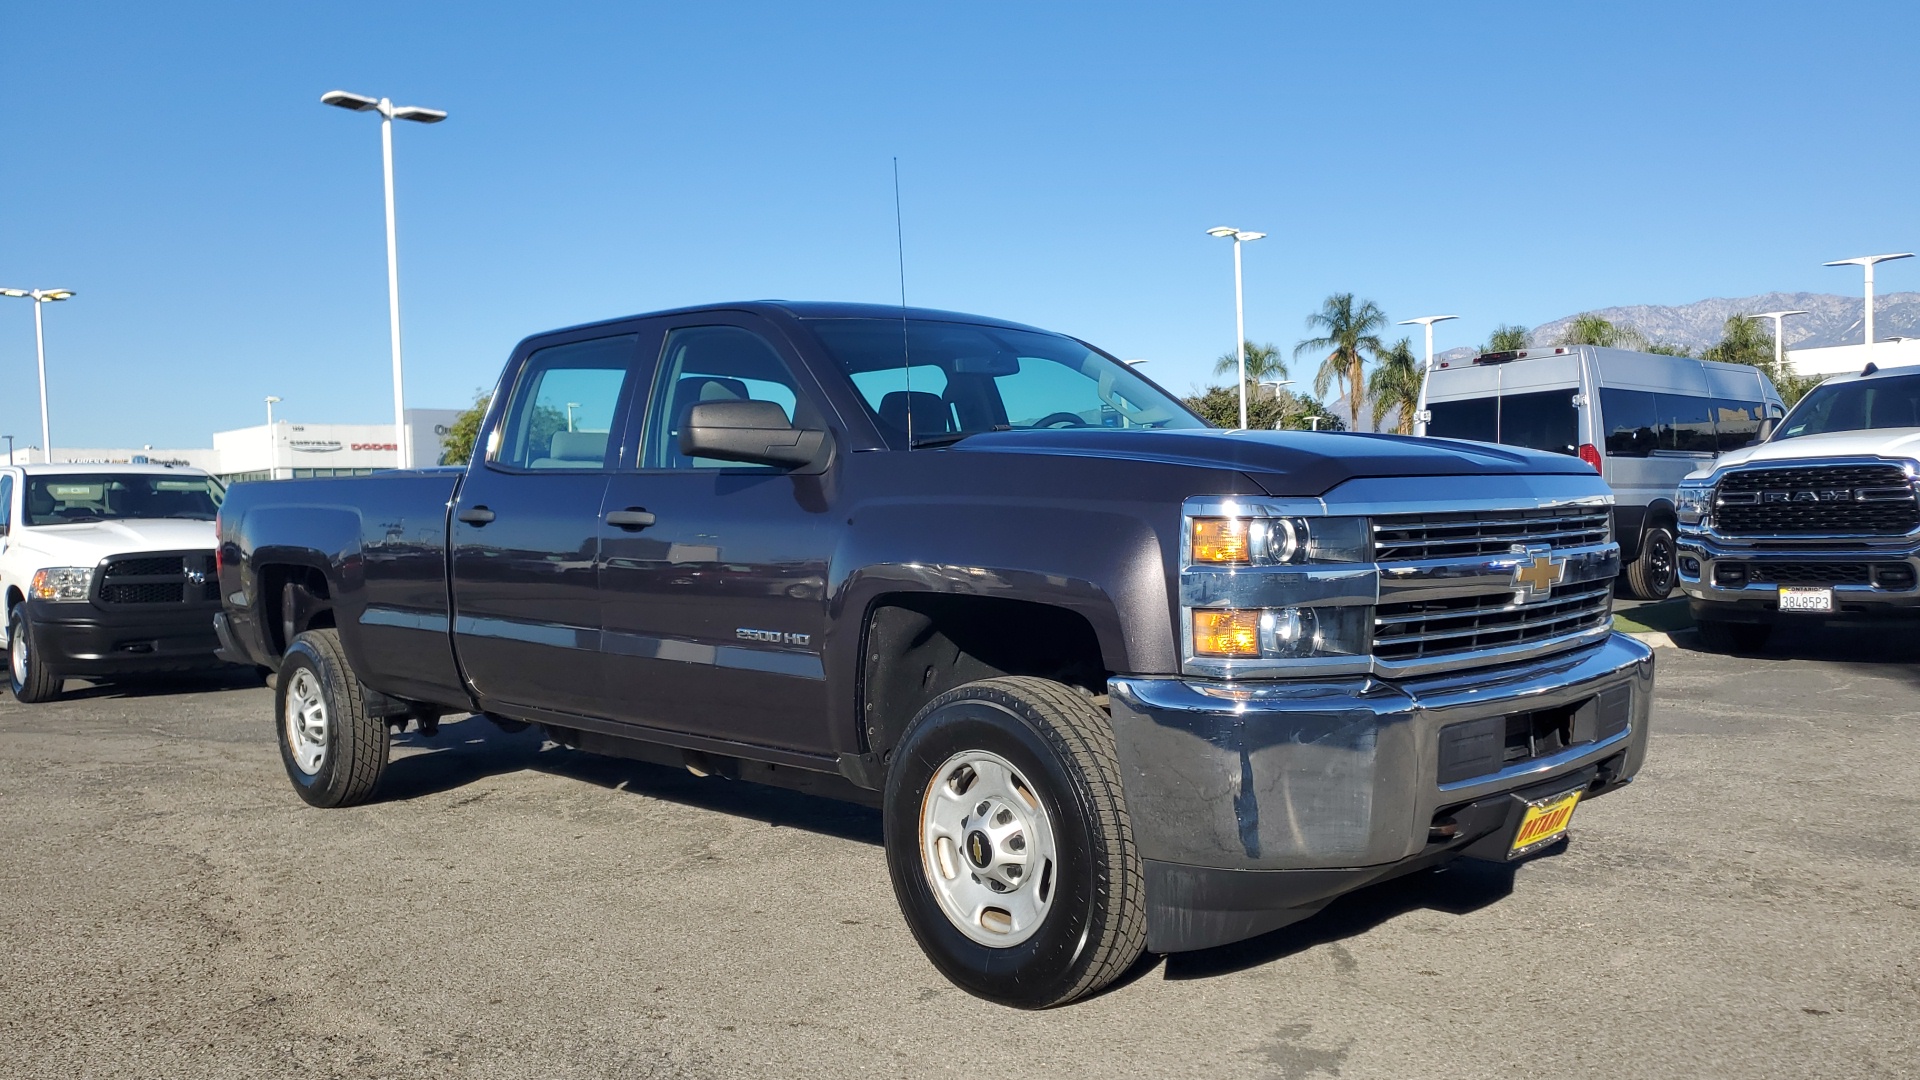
1427;398;1497;443
1495;390;1579;456
493;336;636;470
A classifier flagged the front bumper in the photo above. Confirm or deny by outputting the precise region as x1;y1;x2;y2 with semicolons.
1108;633;1654;952
1676;530;1920;618
20;599;230;676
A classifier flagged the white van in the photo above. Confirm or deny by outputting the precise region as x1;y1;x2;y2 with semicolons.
1418;345;1784;599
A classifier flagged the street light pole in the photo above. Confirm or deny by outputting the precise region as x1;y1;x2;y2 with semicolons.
265;396;282;479
1824;254;1913;354
1207;226;1266;430
1399;315;1457;436
1744;310;1809;374
4;435;12;465
1;287;76;461
322;89;448;469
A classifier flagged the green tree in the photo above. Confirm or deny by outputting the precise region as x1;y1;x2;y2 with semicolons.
439;389;491;466
1484;324;1530;352
1368;337;1423;434
1553;313;1648;350
1295;293;1387;432
1700;315;1777;373
1212;340;1289;391
1183;384;1346;431
1644;343;1692;357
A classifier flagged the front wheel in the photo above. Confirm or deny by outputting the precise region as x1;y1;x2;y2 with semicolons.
883;677;1146;1009
1623;525;1677;600
275;628;389;807
8;606;63;703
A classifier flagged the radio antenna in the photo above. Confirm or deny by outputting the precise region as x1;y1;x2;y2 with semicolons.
894;156;912;449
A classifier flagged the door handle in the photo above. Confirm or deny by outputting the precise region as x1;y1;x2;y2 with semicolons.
457;506;496;525
605;508;656;530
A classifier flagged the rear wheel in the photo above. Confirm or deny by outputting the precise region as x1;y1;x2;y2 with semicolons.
1695;618;1772;654
883;676;1146;1009
1624;524;1677;600
7;607;63;703
275;628;388;807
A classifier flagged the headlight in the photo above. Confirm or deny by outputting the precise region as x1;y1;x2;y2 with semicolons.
1191;606;1369;660
30;566;94;602
1186;513;1369;566
1676;481;1714;526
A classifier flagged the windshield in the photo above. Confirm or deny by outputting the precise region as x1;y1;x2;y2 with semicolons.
24;473;224;526
808;319;1204;446
1775;373;1920;440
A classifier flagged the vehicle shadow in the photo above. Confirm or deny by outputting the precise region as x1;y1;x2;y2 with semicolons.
1157;855;1526;981
59;667;267;701
1669;620;1920;688
380;714;883;846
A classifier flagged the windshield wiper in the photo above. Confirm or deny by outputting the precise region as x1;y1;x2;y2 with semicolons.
911;425;1008;450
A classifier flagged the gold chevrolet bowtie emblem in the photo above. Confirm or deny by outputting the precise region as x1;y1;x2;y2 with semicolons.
1510;545;1565;599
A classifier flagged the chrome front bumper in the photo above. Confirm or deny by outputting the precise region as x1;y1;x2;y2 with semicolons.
1676;531;1920;609
1107;634;1654;950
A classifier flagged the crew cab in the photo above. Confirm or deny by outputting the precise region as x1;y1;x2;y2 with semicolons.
215;301;1655;1008
1;463;229;702
1678;361;1920;651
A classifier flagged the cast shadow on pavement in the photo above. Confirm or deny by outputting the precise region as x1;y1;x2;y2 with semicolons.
1671;620;1920;689
379;713;883;846
1158;855;1527;981
57;666;267;702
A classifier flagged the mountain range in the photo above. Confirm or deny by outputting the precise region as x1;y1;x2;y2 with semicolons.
1435;291;1920;361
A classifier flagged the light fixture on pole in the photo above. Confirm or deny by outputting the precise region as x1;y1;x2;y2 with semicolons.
1206;226;1266;430
1824;254;1912;353
265;396;283;479
321;89;448;469
1;287;77;461
1399;315;1458;436
566;401;581;433
1743;310;1809;375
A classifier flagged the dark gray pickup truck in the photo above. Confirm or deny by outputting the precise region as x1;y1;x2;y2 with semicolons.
216;301;1654;1007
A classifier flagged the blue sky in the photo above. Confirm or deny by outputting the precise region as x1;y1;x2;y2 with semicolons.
3;2;1917;448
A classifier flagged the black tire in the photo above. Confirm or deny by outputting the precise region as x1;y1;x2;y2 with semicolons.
275;628;388;807
7;606;63;703
883;676;1146;1009
1695;618;1772;654
1624;524;1677;600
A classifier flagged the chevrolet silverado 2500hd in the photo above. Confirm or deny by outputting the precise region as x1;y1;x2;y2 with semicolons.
215;301;1654;1008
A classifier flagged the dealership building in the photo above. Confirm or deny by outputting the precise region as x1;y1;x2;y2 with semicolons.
8;408;465;482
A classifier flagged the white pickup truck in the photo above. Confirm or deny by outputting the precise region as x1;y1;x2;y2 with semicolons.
1;463;231;702
1677;362;1920;651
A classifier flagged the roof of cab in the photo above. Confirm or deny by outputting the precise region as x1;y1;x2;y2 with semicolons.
3;462;210;477
1814;361;1920;385
523;300;1057;342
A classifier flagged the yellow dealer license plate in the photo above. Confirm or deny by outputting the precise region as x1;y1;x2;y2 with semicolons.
1509;789;1582;857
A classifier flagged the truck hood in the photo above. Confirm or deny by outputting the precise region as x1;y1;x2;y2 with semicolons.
1693;428;1920;479
949;428;1592;496
6;518;217;567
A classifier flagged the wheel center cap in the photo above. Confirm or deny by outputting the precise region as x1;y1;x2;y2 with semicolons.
965;830;993;869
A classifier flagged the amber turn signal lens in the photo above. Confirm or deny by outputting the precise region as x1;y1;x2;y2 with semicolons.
1190;517;1250;564
1193;609;1261;657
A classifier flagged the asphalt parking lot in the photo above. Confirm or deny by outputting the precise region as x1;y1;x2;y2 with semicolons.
3;626;1916;1080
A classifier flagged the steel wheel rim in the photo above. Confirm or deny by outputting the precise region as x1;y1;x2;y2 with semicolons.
283;668;329;776
1650;532;1675;591
9;618;25;686
918;748;1058;948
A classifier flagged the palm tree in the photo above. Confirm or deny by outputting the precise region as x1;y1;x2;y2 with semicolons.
1211;340;1288;391
1295;293;1387;431
1484;325;1530;352
1700;315;1777;375
1554;314;1648;350
1368;337;1422;434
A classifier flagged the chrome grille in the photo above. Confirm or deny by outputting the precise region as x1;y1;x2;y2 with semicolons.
1372;507;1611;561
1374;581;1613;664
1716;463;1918;536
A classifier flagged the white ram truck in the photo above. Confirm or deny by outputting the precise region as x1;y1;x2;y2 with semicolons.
1677;362;1920;651
0;463;231;702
